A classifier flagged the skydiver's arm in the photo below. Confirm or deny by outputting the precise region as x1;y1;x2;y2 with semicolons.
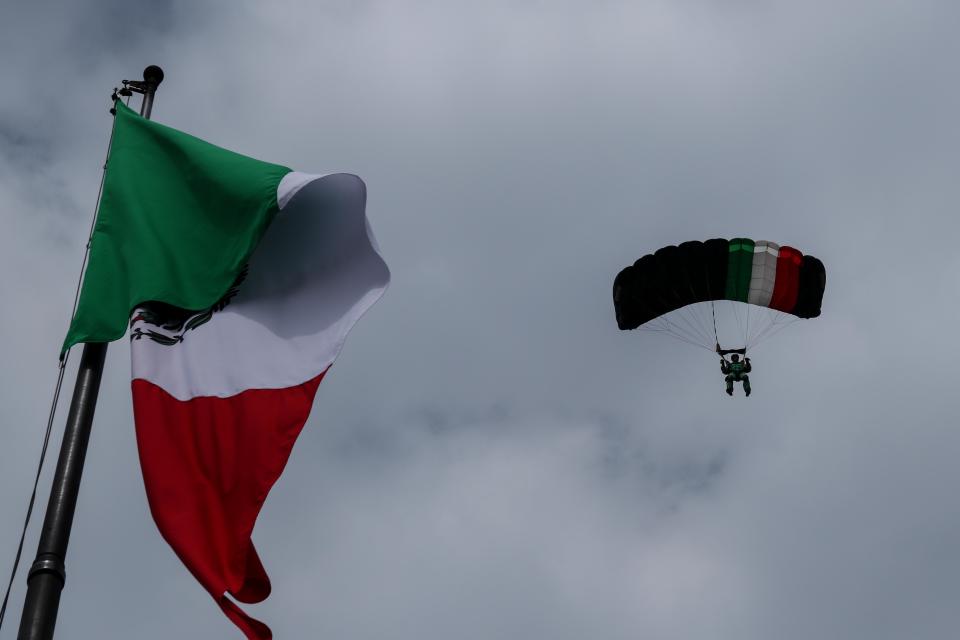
744;359;752;373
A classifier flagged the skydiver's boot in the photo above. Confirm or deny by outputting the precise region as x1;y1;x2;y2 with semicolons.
743;376;751;397
726;381;733;396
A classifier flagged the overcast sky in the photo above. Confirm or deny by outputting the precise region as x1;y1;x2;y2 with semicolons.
3;1;960;638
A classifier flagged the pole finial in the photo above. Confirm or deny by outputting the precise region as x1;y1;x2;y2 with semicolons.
143;65;164;87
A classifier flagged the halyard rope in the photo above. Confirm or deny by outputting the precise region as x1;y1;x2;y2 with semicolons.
0;117;115;633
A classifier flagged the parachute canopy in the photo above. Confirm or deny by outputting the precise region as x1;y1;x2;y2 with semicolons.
613;238;825;351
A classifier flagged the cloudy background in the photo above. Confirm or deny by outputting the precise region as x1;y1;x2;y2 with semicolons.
3;0;960;638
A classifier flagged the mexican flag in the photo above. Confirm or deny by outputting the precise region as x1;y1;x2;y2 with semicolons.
65;101;390;638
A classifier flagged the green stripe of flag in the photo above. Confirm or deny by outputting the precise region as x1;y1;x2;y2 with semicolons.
62;101;291;354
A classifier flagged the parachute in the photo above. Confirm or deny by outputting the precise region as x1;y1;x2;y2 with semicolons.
613;238;825;352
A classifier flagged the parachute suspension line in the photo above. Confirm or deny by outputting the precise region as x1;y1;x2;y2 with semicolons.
673;315;705;347
641;307;717;352
678;303;720;348
654;315;683;340
744;303;752;351
711;300;719;348
641;302;802;355
747;305;770;351
745;308;784;351
744;309;794;349
728;300;745;345
692;303;715;347
643;326;716;353
668;309;696;342
749;314;799;348
644;317;684;343
640;318;668;334
677;306;711;347
660;311;705;347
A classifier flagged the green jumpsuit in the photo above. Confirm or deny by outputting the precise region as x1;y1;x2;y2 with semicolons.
721;358;752;396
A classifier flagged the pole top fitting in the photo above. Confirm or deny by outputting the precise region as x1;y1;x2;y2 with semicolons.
143;65;164;87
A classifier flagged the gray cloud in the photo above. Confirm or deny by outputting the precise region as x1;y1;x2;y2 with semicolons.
3;0;960;638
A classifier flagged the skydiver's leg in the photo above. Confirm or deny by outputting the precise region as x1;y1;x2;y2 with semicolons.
725;374;734;396
742;375;751;397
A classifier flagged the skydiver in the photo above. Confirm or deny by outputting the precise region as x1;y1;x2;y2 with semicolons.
719;353;751;397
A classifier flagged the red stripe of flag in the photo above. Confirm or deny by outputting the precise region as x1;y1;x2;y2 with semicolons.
132;371;327;640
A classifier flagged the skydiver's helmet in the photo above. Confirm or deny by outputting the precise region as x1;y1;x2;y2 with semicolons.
731;354;740;362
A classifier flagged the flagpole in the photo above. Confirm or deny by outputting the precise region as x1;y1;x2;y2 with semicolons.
17;65;164;640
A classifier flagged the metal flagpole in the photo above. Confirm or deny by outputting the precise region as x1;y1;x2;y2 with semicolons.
16;65;164;640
